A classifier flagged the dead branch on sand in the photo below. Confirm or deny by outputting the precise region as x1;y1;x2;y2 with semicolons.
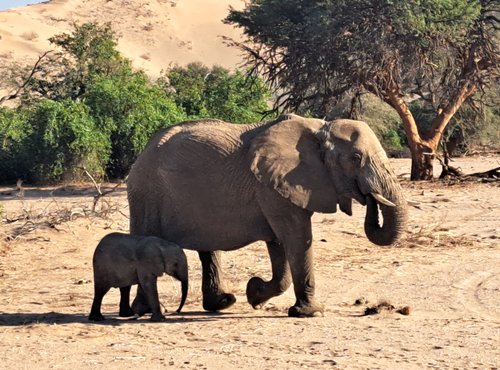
2;200;89;241
78;167;128;212
437;150;499;182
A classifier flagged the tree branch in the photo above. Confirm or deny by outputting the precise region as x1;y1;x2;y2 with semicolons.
0;51;53;105
78;167;127;212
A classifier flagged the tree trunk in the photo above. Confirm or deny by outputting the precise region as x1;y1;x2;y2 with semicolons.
374;76;476;180
384;91;438;180
409;141;436;180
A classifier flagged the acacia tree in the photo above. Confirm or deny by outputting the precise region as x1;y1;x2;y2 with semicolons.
226;0;499;180
18;22;129;103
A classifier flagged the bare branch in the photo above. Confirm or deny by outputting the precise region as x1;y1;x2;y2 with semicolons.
0;51;53;105
78;167;127;212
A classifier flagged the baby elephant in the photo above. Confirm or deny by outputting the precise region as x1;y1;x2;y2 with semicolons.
89;232;188;322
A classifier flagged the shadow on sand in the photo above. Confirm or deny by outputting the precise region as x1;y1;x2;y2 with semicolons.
0;310;284;326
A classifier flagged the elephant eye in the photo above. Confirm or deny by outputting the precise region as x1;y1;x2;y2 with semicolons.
352;153;362;163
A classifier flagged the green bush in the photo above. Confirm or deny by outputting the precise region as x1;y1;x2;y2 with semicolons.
0;107;31;182
23;99;109;183
161;62;271;123
86;73;186;178
1;23;275;184
382;129;406;151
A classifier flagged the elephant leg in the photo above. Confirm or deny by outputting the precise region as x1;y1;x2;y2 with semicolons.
89;284;110;321
199;251;236;312
131;284;152;316
118;286;135;317
246;241;292;309
286;237;324;317
260;194;323;317
137;273;165;322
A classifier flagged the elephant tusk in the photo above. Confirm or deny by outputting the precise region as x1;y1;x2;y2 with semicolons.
370;192;396;207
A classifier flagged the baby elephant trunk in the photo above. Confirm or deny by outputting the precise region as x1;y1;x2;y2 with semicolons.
176;278;188;313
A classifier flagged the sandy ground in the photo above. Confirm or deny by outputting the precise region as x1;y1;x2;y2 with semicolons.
0;0;245;79
0;156;499;369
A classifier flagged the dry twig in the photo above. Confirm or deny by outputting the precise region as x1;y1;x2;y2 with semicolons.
78;167;128;211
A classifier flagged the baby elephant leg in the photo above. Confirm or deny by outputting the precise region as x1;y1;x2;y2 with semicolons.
119;286;135;317
137;272;164;322
89;284;110;321
131;285;152;316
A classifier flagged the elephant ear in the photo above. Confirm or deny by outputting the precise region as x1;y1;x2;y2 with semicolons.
248;115;338;213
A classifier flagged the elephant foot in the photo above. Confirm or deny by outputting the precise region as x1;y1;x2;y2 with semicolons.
119;306;136;318
88;312;105;321
150;313;166;322
202;293;236;312
288;302;325;318
131;297;152;317
246;276;269;309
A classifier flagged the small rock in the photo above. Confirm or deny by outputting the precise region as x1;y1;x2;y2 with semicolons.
397;306;412;315
354;297;368;306
363;306;380;315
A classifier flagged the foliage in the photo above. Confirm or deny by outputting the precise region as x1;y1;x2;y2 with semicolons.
0;23;274;183
22;99;109;183
357;96;407;153
160;62;271;123
226;0;496;115
21;22;131;103
86;72;186;178
0;107;31;182
226;0;499;179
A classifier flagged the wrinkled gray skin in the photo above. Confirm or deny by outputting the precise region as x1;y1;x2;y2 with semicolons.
89;233;188;322
128;114;407;317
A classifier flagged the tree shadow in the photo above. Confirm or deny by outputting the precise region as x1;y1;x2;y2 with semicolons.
0;310;285;326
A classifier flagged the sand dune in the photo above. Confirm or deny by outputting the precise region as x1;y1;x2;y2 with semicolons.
0;0;245;77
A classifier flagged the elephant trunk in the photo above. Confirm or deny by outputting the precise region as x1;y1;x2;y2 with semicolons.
176;276;188;313
363;181;408;246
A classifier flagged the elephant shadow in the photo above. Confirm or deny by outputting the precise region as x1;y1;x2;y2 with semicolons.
0;310;283;326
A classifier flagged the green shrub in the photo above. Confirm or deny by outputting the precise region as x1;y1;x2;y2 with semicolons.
1;24;275;183
86;73;186;178
23;99;109;183
0;107;31;183
382;129;405;151
161;62;271;123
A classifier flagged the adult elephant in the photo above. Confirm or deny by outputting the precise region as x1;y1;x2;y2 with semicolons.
127;114;407;317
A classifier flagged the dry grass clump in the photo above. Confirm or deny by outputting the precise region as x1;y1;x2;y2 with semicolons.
20;31;39;41
395;222;476;249
355;298;412;316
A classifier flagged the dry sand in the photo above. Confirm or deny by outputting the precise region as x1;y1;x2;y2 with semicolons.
0;0;245;77
0;156;499;369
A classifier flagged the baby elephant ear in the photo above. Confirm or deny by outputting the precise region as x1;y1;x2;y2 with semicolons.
248;115;338;213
